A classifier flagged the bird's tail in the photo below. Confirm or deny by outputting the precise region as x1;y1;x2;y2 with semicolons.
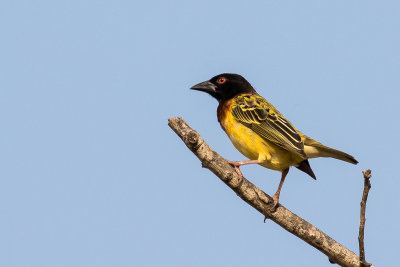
302;136;358;165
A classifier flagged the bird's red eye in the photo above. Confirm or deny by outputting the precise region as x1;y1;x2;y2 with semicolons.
217;77;226;84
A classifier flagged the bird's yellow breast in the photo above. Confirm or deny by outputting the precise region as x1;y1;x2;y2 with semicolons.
217;99;302;171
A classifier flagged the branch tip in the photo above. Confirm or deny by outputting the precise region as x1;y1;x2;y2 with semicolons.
358;170;372;267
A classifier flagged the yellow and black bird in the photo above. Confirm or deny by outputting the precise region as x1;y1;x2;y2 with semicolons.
191;73;358;208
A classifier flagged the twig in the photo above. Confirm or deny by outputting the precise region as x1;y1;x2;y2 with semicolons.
168;117;371;267
359;170;372;267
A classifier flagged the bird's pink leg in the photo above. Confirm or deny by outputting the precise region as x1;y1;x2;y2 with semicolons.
271;168;290;209
227;160;260;183
264;168;290;222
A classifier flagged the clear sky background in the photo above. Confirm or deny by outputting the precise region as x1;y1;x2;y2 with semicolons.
0;1;398;266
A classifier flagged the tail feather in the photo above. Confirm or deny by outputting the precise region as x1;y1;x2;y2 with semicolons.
303;136;358;165
317;146;358;164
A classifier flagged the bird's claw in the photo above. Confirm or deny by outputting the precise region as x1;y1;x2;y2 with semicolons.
228;161;244;183
271;194;279;211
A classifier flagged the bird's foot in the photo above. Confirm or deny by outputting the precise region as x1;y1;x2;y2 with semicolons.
264;198;279;222
264;196;279;222
227;161;244;184
227;159;259;183
271;194;280;211
269;168;287;212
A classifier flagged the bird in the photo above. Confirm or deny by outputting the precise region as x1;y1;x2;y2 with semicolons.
190;73;358;209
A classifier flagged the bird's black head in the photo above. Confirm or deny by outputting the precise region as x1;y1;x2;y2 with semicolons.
190;73;256;102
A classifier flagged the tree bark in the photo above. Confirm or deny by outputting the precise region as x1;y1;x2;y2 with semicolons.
168;117;371;267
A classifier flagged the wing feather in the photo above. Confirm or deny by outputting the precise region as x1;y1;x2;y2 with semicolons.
232;95;306;158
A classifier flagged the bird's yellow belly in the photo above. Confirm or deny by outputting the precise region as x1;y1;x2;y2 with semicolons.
220;113;301;171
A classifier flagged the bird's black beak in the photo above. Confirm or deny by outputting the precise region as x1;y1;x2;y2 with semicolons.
190;80;217;94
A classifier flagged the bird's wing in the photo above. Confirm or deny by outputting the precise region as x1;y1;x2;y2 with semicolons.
232;94;306;158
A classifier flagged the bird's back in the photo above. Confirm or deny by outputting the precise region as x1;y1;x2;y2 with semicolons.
217;95;306;171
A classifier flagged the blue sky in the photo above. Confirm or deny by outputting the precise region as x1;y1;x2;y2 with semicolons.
0;1;398;266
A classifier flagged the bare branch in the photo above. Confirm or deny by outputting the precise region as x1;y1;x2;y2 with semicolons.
359;170;372;267
169;117;371;267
